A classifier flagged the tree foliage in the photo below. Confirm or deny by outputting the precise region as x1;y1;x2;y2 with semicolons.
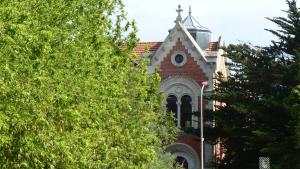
0;0;175;168
210;1;300;169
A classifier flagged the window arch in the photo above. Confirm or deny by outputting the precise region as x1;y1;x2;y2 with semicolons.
166;94;193;128
166;143;201;169
180;95;192;128
166;95;178;125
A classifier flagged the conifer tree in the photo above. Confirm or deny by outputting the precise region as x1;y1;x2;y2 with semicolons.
266;0;300;150
210;1;300;169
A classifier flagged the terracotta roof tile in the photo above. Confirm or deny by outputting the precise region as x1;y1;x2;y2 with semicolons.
206;41;218;51
133;42;162;56
133;41;218;56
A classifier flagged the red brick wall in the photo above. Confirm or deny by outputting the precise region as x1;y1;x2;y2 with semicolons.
159;38;208;86
177;135;210;164
159;37;210;137
159;38;210;163
177;135;201;158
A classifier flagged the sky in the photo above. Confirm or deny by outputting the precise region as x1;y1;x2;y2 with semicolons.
124;0;289;46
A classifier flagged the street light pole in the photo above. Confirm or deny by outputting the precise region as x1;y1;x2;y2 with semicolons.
200;81;208;169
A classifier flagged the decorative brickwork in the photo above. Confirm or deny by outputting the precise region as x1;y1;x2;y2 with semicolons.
142;9;227;167
159;38;209;87
159;37;211;166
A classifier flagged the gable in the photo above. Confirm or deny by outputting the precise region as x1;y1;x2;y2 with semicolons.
147;23;216;79
150;22;207;67
159;38;209;86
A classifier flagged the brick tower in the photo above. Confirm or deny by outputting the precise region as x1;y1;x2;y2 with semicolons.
134;5;227;169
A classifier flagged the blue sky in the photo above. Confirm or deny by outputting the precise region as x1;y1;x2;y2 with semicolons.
124;0;289;46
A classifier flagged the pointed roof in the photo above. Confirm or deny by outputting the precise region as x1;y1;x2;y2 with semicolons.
177;22;207;62
183;6;211;32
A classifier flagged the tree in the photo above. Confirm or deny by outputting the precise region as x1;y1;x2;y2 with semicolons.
266;0;300;150
0;0;175;168
210;1;300;169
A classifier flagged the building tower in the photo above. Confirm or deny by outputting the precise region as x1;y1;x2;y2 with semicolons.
134;5;227;169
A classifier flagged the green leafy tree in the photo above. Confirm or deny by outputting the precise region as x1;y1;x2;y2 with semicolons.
210;1;300;169
0;0;175;168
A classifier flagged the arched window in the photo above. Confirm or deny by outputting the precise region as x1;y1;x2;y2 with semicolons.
166;95;178;125
174;156;189;169
180;95;192;128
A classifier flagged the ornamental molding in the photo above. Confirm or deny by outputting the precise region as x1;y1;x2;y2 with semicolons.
166;143;200;169
161;75;202;95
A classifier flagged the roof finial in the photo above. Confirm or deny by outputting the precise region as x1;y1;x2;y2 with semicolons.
176;5;183;22
189;5;192;15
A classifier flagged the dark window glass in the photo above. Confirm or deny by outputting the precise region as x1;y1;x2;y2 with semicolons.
166;95;177;125
180;95;192;128
175;54;184;64
174;156;189;169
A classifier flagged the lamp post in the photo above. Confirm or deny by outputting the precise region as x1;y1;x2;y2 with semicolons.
200;81;208;169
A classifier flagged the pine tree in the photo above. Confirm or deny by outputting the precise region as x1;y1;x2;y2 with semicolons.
266;0;300;150
0;0;175;168
210;1;300;169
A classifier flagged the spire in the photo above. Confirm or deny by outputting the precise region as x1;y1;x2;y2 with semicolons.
183;6;211;32
175;5;183;22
